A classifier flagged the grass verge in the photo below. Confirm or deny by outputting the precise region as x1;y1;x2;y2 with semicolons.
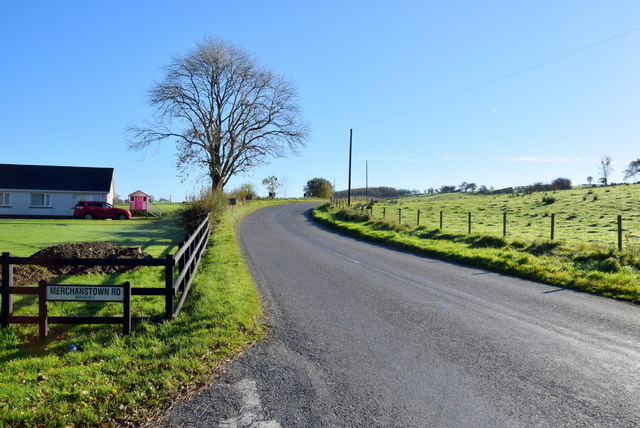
313;204;640;303
0;200;293;426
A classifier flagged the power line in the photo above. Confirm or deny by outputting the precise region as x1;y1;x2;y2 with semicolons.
356;25;640;129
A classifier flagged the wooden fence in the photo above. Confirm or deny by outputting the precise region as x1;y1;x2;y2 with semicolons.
333;201;635;251
0;216;210;334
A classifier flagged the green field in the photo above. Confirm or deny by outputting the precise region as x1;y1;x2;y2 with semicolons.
317;185;640;303
349;184;640;250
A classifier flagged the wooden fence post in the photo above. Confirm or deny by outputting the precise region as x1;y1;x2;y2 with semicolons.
123;282;131;335
468;212;472;234
382;207;386;219
165;254;175;320
503;212;507;238
1;253;13;327
398;209;402;224
439;211;443;230
417;210;421;226
618;215;623;251
38;282;48;340
550;213;555;241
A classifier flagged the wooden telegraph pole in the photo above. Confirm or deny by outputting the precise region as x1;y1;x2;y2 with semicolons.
348;129;353;206
365;160;368;199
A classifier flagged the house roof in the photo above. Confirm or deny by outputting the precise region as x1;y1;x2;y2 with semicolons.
0;164;114;192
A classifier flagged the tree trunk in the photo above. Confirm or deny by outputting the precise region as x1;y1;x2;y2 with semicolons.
210;170;224;192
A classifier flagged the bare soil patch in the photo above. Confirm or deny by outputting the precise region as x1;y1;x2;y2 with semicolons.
10;242;154;285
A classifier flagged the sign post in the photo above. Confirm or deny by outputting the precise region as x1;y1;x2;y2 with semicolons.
38;282;131;339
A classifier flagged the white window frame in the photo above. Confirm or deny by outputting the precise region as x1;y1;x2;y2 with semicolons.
0;192;10;207
30;193;52;207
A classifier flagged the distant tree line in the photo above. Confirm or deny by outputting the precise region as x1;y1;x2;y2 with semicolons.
333;157;640;200
334;187;415;199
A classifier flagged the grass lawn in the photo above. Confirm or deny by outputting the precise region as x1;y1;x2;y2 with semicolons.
0;203;186;258
354;184;640;250
0;198;307;426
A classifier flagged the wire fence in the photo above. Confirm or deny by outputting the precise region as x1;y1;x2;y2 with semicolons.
331;199;640;251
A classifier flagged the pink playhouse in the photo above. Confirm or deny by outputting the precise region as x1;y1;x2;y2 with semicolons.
128;190;149;211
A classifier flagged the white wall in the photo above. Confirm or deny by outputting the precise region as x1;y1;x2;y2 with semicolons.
0;190;107;217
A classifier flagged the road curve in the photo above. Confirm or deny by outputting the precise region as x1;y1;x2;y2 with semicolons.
155;203;640;427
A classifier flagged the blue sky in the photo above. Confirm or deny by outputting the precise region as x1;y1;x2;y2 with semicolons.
1;1;639;200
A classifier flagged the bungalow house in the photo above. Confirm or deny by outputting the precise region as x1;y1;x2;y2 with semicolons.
0;164;116;217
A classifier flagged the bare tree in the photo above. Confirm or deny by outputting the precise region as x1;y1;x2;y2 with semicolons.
281;174;290;198
127;37;309;191
599;155;613;186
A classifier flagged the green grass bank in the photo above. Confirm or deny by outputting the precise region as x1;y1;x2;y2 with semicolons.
313;202;640;303
0;200;293;426
343;184;640;249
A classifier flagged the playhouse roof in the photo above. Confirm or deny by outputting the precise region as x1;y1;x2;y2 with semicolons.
128;190;149;197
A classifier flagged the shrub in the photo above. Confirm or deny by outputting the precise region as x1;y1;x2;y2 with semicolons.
542;195;556;204
467;235;509;249
526;240;561;256
334;208;370;223
510;240;528;250
182;188;227;233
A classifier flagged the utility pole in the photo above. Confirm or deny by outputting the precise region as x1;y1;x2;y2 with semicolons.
365;160;368;199
348;129;353;206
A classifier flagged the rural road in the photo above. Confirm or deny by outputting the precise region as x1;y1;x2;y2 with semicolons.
155;203;640;427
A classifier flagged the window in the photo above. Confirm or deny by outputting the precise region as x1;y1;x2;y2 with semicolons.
31;193;52;207
0;192;10;206
73;194;93;205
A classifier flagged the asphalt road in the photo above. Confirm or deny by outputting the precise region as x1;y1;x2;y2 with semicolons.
154;203;640;427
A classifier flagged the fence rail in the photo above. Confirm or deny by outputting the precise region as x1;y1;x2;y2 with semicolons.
1;216;210;334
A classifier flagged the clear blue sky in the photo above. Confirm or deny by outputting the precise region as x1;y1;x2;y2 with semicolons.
2;1;639;200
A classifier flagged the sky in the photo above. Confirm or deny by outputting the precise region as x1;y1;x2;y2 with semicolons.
1;1;639;200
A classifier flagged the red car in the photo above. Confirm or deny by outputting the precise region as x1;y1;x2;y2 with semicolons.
73;201;132;220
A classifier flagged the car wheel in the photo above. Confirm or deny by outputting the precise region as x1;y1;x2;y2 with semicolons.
117;213;126;220
84;213;93;220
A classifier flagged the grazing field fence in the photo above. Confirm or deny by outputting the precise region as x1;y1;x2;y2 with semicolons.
1;217;210;337
331;199;639;251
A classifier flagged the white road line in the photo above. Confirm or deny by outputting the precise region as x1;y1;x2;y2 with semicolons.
335;253;361;264
219;379;281;428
